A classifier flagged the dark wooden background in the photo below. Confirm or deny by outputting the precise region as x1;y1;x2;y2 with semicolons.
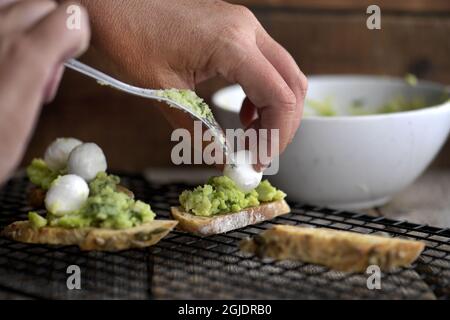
22;0;450;172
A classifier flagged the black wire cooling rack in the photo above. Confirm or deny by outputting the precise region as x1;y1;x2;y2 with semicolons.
0;173;449;300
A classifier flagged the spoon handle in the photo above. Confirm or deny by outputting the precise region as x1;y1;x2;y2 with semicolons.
64;59;157;99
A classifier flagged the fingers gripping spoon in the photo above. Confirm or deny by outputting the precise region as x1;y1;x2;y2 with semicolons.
63;59;232;164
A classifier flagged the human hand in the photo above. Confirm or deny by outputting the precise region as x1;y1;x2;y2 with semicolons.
0;0;90;184
80;0;307;169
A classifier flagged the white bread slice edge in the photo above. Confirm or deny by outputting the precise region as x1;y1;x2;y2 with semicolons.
1;219;177;251
240;225;425;272
170;199;290;236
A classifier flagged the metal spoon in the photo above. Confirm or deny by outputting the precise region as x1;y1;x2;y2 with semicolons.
64;59;231;161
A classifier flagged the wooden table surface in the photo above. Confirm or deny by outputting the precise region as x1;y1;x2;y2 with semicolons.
365;169;450;228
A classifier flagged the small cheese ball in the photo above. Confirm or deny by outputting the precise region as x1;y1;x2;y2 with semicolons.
67;143;107;182
224;150;263;192
44;138;82;171
45;174;89;215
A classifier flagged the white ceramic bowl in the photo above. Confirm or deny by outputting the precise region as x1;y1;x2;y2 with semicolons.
212;75;450;210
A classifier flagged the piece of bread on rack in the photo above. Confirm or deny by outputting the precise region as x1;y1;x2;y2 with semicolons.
240;225;425;272
171;200;290;236
1;219;177;252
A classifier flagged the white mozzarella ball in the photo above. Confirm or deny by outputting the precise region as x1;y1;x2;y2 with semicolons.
45;174;89;215
224;150;263;192
44;138;82;171
67;143;107;181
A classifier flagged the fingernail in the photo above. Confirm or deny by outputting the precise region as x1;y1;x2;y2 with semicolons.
253;162;269;173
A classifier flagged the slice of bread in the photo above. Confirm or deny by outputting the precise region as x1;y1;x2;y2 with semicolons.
240;225;425;272
1;219;177;251
170;200;290;236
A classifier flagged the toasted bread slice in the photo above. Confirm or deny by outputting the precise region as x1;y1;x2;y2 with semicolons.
170;200;290;236
240;225;425;272
27;185;135;208
1;219;177;251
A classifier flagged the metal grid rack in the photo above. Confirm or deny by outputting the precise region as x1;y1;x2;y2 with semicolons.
0;173;448;299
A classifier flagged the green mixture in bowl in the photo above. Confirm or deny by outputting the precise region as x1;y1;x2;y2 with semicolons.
304;75;449;117
305;96;431;117
179;176;286;217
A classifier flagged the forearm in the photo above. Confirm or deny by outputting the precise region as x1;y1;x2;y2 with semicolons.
0;1;90;186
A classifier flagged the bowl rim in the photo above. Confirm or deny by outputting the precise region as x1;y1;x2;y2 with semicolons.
212;75;450;122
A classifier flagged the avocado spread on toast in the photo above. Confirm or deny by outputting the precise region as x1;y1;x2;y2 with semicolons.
179;176;286;217
28;172;155;230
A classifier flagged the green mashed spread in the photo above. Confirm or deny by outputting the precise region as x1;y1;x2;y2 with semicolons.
404;73;418;86
179;176;286;217
28;172;155;230
305;96;431;117
27;159;62;190
156;89;214;120
348;96;428;115
305;97;337;117
304;75;448;117
376;96;427;114
28;211;48;229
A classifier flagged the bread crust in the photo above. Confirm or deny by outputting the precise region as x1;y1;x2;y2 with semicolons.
240;225;425;272
1;219;177;251
170;200;290;236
